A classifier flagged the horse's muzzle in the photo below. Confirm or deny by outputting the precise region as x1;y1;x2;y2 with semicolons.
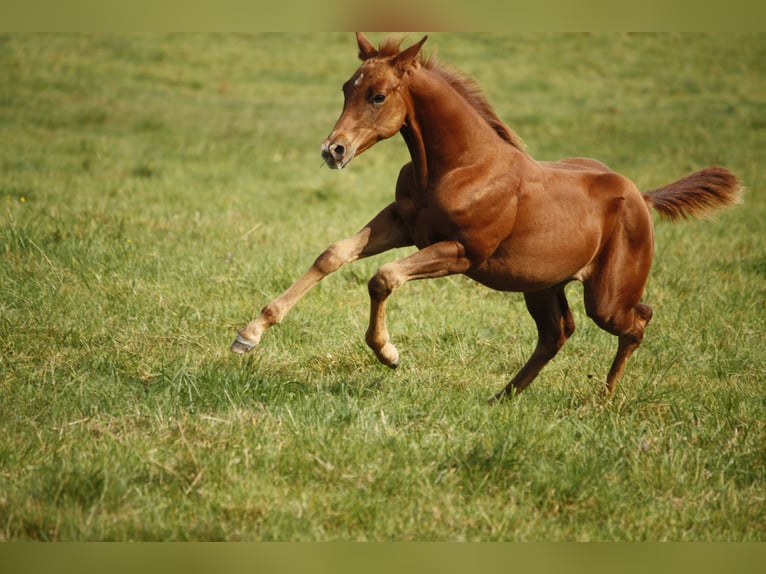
321;139;354;170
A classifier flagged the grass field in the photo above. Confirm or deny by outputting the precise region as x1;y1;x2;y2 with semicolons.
1;33;764;541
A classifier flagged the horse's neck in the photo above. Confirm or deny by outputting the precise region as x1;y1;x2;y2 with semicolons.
401;68;504;188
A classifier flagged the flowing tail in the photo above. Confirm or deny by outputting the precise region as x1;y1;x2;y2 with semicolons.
643;166;742;221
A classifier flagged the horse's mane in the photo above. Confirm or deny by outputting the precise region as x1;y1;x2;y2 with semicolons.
377;37;528;153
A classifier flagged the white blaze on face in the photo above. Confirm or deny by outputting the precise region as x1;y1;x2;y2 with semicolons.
353;72;364;88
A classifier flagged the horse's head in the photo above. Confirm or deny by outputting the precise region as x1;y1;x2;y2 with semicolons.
321;32;427;170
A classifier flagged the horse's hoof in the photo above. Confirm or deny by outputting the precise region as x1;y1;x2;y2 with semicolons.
370;341;400;368
230;335;256;354
378;343;400;369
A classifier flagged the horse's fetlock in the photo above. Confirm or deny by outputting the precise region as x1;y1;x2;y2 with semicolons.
365;328;384;350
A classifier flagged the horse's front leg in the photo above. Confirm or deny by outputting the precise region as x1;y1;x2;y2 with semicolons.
365;240;472;367
231;203;412;353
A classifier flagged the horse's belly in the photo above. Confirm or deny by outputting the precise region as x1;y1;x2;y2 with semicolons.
466;238;596;292
466;266;567;292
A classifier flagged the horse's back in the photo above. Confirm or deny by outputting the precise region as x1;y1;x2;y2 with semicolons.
540;157;615;173
540;157;647;210
467;156;651;291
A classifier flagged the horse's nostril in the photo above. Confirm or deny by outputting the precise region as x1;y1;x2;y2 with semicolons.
332;144;345;157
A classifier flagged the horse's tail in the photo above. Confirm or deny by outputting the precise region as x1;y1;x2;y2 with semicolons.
643;166;742;222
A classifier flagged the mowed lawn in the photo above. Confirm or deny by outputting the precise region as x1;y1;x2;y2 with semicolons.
0;33;764;541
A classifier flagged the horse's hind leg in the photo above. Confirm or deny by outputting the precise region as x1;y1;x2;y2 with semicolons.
602;302;653;393
584;269;653;395
583;195;655;395
492;284;575;402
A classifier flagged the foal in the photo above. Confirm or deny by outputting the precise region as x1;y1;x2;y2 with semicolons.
231;33;741;401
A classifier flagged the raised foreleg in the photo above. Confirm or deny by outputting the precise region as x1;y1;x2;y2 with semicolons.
365;241;472;367
230;203;412;353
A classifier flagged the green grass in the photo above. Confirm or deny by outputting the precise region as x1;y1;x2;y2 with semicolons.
1;33;764;541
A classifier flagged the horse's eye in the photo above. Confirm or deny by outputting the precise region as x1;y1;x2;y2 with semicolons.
371;93;386;104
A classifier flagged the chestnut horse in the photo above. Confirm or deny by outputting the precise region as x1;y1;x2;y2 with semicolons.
231;33;741;401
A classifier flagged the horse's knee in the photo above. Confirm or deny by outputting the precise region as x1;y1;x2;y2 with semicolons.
367;274;388;301
368;263;400;300
313;241;349;275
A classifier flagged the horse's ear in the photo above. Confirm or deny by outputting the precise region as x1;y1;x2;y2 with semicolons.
356;32;378;61
395;35;428;71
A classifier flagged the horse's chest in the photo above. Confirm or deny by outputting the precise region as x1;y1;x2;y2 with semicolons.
410;212;444;248
402;188;517;260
